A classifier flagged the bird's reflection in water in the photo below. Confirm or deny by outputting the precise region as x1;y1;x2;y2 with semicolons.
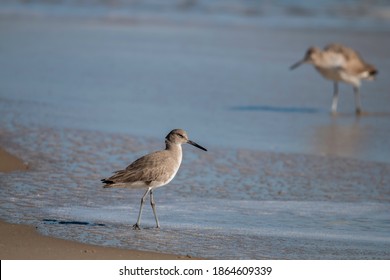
312;117;368;159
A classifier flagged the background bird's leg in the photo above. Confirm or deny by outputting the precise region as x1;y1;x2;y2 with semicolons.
354;86;362;115
150;189;160;228
331;81;339;114
133;188;151;230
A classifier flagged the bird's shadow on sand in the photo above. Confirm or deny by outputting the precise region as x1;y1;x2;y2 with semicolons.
230;105;321;114
42;219;163;230
42;219;105;227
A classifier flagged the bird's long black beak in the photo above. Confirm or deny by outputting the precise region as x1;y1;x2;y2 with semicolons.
187;140;207;151
290;59;305;70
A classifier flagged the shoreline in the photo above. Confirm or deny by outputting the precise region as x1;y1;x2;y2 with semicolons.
0;220;190;260
0;147;28;173
0;148;190;260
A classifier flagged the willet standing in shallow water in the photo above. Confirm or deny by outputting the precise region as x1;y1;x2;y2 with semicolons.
290;43;377;114
101;129;207;230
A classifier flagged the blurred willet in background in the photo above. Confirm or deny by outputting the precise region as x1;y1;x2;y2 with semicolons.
290;43;377;114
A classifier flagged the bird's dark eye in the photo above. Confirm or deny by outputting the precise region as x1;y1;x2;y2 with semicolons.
178;134;184;138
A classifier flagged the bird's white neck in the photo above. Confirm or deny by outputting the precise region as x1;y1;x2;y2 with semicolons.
165;139;182;154
165;140;183;170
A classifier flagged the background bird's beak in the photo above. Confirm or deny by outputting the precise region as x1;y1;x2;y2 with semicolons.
187;140;207;151
290;59;305;70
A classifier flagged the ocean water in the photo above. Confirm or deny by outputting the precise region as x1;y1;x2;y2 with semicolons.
2;0;390;30
1;2;390;259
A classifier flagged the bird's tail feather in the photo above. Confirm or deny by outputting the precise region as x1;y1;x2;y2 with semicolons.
101;178;114;188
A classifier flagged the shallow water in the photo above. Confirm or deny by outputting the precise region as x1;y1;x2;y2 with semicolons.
1;11;390;259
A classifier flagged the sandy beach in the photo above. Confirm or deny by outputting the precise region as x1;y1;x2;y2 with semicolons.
0;148;189;260
0;148;28;173
0;220;189;260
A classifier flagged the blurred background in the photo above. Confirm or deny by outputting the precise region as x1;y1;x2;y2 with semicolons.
1;0;390;29
0;0;389;259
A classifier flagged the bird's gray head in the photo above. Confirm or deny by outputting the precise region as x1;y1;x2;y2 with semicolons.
165;129;207;151
290;46;321;70
304;46;321;61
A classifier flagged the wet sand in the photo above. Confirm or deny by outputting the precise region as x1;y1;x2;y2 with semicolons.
0;148;188;260
0;148;28;173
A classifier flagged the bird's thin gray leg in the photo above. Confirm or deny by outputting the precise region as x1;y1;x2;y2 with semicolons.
331;82;339;114
354;86;362;115
133;188;151;230
150;189;160;228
